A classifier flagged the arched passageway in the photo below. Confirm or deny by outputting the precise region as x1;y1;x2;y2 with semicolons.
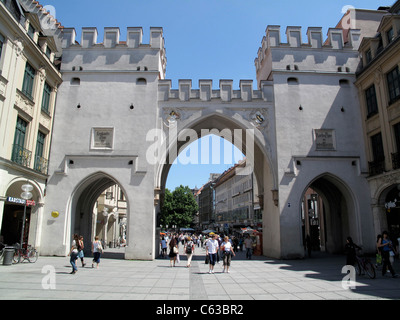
155;112;278;257
300;174;359;255
70;172;128;257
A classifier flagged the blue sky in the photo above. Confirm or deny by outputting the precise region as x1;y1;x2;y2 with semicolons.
47;0;392;190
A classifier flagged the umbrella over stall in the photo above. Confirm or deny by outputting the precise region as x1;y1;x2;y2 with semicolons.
202;229;216;234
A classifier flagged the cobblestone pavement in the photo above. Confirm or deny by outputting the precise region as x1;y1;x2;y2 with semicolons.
0;246;399;300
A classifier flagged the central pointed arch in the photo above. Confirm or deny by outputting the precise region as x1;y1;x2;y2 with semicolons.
154;111;278;256
156;112;276;195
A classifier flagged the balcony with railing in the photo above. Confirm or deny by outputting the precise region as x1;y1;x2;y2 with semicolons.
392;152;400;171
34;156;49;174
368;159;385;176
11;144;32;168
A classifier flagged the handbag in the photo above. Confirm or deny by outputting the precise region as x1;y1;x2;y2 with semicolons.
173;247;179;254
376;253;382;264
205;254;209;264
224;251;231;257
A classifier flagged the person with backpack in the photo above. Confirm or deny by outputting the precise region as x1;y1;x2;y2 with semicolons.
185;236;195;268
377;231;399;278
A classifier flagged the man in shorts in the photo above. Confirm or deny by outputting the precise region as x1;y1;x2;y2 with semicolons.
206;234;219;273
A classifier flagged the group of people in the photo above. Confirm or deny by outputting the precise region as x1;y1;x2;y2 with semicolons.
345;231;399;278
204;234;236;273
68;234;103;274
166;234;196;268
376;231;399;278
161;232;256;273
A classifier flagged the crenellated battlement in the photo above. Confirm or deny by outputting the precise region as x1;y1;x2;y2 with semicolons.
255;25;361;74
60;27;167;77
158;79;274;102
61;27;165;50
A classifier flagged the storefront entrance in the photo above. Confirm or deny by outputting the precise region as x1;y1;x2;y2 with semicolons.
0;203;31;245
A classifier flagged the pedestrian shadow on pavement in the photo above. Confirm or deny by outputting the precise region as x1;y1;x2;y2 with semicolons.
262;251;400;300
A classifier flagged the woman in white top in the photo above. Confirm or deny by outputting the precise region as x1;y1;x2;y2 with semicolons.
68;234;79;274
221;236;236;273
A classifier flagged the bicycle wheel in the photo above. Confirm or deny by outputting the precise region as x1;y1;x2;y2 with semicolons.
364;260;376;279
13;250;21;264
28;249;38;263
355;260;362;276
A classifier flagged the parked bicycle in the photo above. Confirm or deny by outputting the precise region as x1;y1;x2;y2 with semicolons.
355;248;376;279
13;243;38;264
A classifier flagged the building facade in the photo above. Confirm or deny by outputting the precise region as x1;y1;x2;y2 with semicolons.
196;174;218;231
213;160;258;234
0;0;62;247
355;0;400;242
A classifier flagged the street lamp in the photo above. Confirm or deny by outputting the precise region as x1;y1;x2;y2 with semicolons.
20;183;33;248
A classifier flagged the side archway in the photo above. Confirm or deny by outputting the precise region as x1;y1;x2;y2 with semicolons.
68;172;129;256
0;178;44;247
299;173;360;255
377;183;400;240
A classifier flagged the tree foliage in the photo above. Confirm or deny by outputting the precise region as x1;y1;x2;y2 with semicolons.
161;185;198;228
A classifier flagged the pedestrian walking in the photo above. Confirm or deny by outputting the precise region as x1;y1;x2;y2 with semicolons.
376;234;383;268
185;236;195;268
239;237;243;251
176;234;181;264
344;236;361;266
232;236;239;254
68;234;79;274
244;235;253;260
378;231;398;278
205;234;219;273
77;235;86;267
169;234;178;267
221;236;235;273
92;236;103;269
161;236;167;258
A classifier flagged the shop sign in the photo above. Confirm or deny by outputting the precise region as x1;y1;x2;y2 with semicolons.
7;197;35;206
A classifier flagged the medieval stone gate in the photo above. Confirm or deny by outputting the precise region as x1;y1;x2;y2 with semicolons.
39;25;375;260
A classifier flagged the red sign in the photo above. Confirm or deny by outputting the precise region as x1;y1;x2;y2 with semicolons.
26;200;36;206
